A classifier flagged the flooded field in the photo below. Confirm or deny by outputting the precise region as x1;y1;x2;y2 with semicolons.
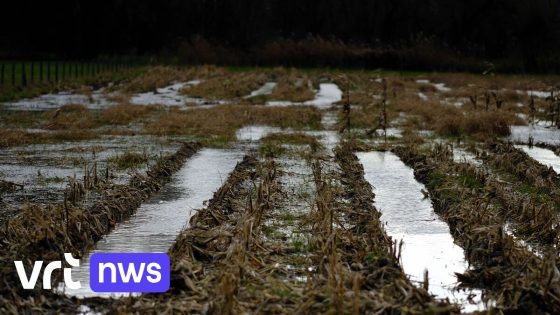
1;66;560;314
358;151;483;311
61;148;244;297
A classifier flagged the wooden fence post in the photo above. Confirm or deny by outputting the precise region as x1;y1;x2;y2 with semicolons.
21;62;27;86
39;61;43;81
11;63;16;85
47;61;51;82
30;62;34;83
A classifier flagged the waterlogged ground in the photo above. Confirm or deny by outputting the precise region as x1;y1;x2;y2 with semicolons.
2;66;560;314
509;124;560;144
515;144;560;173
60;148;244;297
267;82;342;107
358;151;483;311
0;135;176;221
2;89;115;111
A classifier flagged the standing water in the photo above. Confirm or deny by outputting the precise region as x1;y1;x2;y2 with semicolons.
266;83;342;108
357;151;483;311
60;148;244;297
515;145;560;173
245;82;277;98
304;83;342;108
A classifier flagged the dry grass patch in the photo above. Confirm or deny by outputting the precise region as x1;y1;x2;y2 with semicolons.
144;105;322;144
261;132;317;145
45;104;97;130
0;110;46;128
0;129;35;147
99;103;155;125
108;151;149;169
435;110;516;139
184;72;268;99
47;129;98;142
269;71;316;102
260;132;319;157
119;66;200;93
0;128;98;148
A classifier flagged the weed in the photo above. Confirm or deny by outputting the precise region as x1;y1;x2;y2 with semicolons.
108;151;149;169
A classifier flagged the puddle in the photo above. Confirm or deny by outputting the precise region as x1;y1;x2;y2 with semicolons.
0;136;175;217
236;125;283;142
373;127;402;138
416;80;451;92
303;83;342;108
265;100;295;107
433;83;451;93
245;82;277;98
453;148;481;166
130;81;220;108
306;130;339;152
442;97;468;107
266;83;342;109
58;148;244;297
264;155;316;285
516;90;551;99
515;145;560;173
235;125;339;154
503;223;542;257
509;125;560;145
321;111;338;129
2;90;114;111
418;92;428;101
358;151;483;311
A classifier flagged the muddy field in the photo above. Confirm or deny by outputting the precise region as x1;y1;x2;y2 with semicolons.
1;66;560;314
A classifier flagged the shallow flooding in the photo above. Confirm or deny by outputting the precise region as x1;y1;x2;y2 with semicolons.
245;82;277;98
266;83;342;108
2;90;114;110
515;145;560;173
357;151;483;312
59;148;244;297
509;124;560;145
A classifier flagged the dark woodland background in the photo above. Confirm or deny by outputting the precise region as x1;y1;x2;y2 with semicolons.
2;0;559;72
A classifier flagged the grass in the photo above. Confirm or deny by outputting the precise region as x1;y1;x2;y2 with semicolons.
99;103;154;125
184;71;268;99
144;105;322;145
260;132;320;157
118;66;200;93
46;104;98;130
262;133;318;145
0;128;98;148
435;110;514;140
268;71;316;102
108;151;149;169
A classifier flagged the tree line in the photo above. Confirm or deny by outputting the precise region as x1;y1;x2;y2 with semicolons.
1;0;558;72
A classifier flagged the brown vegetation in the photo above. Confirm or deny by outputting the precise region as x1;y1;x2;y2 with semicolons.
185;72;268;99
99;103;154;125
144;105;322;144
268;70;317;102
394;143;560;313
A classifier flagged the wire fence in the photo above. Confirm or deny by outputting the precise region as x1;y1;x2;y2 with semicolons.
0;60;133;88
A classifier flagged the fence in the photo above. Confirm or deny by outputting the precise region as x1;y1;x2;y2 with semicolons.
0;61;131;88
